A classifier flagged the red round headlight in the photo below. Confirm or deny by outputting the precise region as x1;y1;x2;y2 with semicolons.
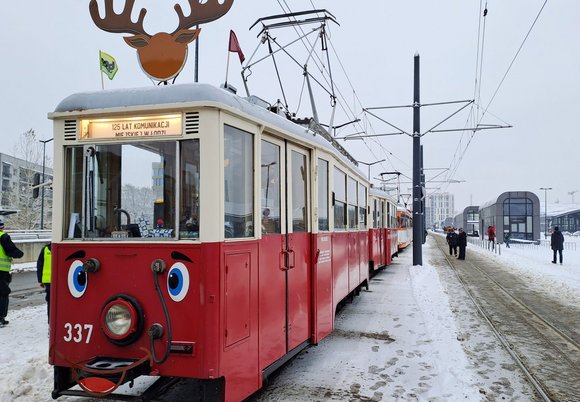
101;297;139;344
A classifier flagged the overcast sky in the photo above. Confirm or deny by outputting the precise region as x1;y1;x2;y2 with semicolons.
0;0;578;211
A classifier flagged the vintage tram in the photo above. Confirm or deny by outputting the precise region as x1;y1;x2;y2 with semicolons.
368;188;400;270
396;207;413;250
47;83;400;401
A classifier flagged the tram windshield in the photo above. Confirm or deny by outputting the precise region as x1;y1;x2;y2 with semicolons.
64;140;199;240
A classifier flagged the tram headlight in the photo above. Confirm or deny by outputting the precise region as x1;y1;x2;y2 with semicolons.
100;296;143;345
105;303;132;336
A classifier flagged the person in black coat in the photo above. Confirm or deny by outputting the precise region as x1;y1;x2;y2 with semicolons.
0;219;24;327
550;226;564;264
446;228;458;257
457;228;467;260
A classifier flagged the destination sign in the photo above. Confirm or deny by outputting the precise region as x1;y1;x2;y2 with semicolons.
82;114;182;139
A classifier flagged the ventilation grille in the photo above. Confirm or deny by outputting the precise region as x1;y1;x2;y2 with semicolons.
63;120;78;141
184;112;200;135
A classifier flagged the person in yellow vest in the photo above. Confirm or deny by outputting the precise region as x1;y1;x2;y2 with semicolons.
36;242;52;322
0;218;24;327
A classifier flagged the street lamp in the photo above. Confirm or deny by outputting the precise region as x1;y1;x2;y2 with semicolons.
539;187;552;238
39;138;54;230
357;159;385;180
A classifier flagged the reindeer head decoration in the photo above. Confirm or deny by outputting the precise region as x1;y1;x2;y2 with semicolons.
89;0;234;81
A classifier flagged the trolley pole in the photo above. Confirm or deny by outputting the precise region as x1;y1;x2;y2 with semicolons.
412;53;423;265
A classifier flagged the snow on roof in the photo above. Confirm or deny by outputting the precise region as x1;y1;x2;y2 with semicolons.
544;203;580;217
51;83;366;179
369;187;397;202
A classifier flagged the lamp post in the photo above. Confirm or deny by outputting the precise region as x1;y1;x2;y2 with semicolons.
540;187;552;238
39;138;54;230
357;159;385;180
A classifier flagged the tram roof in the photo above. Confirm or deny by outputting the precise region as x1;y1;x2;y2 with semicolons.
51;83;365;179
369;187;397;203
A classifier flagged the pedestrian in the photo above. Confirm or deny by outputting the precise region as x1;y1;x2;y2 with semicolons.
550;226;564;265
0;218;24;327
446;227;458;257
457;228;467;260
504;231;511;248
487;225;496;250
36;242;52;321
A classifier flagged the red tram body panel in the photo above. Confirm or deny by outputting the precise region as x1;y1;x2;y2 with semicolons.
47;84;403;402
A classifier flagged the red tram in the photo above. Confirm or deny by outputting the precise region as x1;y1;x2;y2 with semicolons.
396;207;413;250
47;84;400;401
368;189;400;270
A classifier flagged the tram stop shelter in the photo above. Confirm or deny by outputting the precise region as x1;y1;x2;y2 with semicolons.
479;191;540;243
454;206;479;237
548;206;580;234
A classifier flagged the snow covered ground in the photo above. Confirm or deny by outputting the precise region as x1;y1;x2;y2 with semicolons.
0;235;578;401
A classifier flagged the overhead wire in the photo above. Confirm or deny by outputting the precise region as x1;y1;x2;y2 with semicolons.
441;1;548;197
275;0;400;177
478;0;548;124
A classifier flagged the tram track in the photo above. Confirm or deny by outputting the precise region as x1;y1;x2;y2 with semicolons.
434;235;580;402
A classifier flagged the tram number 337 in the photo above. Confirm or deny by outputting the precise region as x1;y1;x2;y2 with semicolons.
63;323;94;344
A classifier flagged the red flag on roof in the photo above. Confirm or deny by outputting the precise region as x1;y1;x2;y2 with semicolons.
228;30;245;63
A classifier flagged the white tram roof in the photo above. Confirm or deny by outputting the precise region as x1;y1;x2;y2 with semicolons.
369;187;398;203
51;83;366;180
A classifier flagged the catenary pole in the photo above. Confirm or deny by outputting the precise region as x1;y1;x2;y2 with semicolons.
413;54;422;265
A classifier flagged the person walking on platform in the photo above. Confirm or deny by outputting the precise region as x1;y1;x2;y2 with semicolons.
36;242;52;321
0;218;24;327
487;225;496;251
551;226;564;265
457;228;467;260
504;231;511;248
446;228;458;257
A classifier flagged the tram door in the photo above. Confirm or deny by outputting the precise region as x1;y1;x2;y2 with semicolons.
285;145;311;350
259;138;311;367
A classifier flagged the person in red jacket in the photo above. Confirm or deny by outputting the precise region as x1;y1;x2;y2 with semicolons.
487;225;496;251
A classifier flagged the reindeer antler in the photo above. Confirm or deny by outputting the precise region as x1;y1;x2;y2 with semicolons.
89;0;148;36
172;0;234;34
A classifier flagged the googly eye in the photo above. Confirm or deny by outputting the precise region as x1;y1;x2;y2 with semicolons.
167;262;190;302
68;260;88;298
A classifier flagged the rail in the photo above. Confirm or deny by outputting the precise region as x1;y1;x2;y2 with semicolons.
434;236;566;401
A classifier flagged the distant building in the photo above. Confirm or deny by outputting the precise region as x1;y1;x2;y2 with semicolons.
0;152;53;228
425;193;454;229
454;206;479;236
479;191;540;242
545;204;580;234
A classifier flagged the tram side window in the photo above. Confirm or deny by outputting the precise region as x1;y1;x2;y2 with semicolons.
180;140;200;239
358;184;367;230
224;125;254;238
261;140;281;234
333;168;346;230
291;151;308;233
347;177;357;229
64;148;84;238
64;142;177;239
317;159;329;231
